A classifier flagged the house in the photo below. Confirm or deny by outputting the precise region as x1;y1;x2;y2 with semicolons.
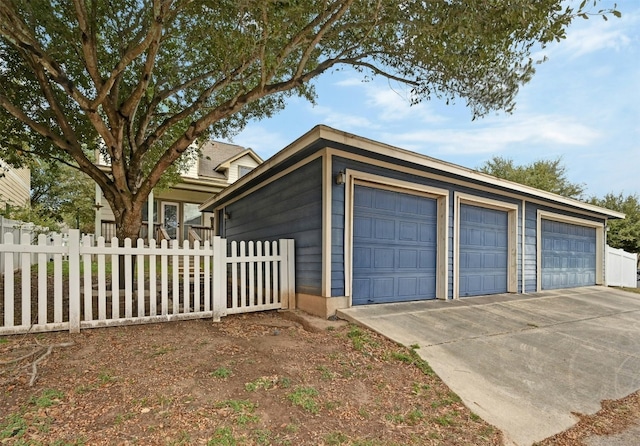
200;125;625;318
96;141;262;242
0;159;30;210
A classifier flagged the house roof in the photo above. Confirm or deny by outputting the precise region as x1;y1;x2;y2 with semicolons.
197;141;262;179
200;125;625;220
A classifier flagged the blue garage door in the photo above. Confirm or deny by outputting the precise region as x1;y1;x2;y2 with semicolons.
541;219;596;289
459;204;508;297
352;185;437;305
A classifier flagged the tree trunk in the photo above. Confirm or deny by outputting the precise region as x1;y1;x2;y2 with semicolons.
115;206;144;242
113;204;144;289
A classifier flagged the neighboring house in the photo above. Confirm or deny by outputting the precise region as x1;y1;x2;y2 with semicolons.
0;158;30;209
200;125;625;318
96;141;262;242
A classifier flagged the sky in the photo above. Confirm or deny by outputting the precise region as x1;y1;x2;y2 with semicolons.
231;0;640;199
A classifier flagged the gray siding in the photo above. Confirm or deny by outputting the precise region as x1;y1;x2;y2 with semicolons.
524;204;538;292
223;158;323;295
331;156;523;299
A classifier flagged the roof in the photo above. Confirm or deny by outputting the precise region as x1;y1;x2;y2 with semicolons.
197;141;262;179
200;125;625;220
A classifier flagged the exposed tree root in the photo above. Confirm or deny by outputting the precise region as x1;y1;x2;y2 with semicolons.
0;340;73;387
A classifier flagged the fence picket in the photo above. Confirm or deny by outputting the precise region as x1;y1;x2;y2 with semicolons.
172;240;179;315
4;233;14;327
183;240;190;313
111;237;120;319
53;234;63;324
37;234;48;324
231;241;238;311
20;233;31;327
124;238;133;319
203;240;211;312
1;229;294;334
161;239;168;315
264;242;271;305
137;239;146;317
149;239;157;316
194;240;201;313
96;237;107;321
82;235;93;321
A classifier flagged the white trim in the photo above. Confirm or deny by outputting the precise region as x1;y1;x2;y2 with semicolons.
536;210;605;292
522;200;526;294
343;170;449;304
322;152;332;297
454;193;518;299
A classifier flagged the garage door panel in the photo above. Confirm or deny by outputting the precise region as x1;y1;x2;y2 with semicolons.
374;219;395;239
353;185;437;305
459;204;508;297
541;219;596;290
372;278;394;298
373;248;394;268
399;222;418;241
398;249;418;268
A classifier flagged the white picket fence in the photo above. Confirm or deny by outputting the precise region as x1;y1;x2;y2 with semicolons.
606;245;637;288
0;229;295;335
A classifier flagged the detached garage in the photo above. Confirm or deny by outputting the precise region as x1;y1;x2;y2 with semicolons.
200;126;624;318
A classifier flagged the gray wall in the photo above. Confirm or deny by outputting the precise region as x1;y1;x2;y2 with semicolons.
222;158;323;295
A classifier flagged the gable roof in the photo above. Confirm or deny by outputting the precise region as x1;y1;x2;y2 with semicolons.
197;141;262;179
200;125;625;220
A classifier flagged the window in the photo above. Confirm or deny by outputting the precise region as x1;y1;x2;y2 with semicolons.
238;165;252;178
141;200;158;223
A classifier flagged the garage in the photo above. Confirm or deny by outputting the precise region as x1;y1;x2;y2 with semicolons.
459;204;509;297
541;219;596;289
352;184;437;305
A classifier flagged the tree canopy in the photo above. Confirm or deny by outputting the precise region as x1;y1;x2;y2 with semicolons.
477;156;585;199
589;193;640;254
0;0;619;238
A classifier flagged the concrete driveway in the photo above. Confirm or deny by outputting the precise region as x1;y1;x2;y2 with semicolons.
337;287;640;446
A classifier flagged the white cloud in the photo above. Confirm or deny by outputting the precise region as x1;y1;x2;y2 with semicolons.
231;126;290;159
538;7;638;61
380;114;602;156
308;104;376;130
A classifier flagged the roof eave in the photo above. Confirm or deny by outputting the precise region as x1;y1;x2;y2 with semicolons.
199;125;625;220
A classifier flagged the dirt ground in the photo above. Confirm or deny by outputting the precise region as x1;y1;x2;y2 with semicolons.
1;310;639;446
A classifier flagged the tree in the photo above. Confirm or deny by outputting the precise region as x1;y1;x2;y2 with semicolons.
589;193;640;254
29;161;96;233
477;156;585;199
0;161;95;232
0;1;619;239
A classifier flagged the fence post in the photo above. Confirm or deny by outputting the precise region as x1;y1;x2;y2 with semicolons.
277;239;295;310
68;229;81;333
211;236;225;322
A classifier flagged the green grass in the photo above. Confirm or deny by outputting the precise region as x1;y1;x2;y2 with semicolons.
215;400;259;425
211;367;233;379
207;427;238;446
391;346;435;377
30;388;65;408
245;376;276;392
324;431;348;445
317;365;335;380
0;412;27;440
287;387;320;414
347;325;378;351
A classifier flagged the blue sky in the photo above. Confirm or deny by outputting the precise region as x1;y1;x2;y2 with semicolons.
232;1;639;199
